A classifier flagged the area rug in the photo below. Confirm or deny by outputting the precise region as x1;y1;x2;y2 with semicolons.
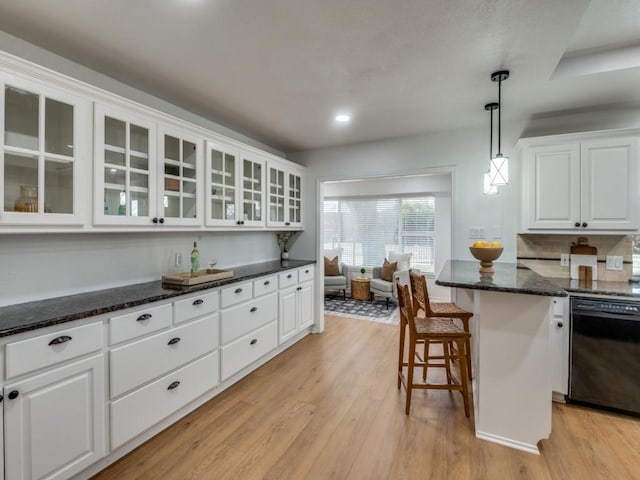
324;296;399;325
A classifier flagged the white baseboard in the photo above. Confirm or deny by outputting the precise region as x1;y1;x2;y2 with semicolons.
475;430;541;455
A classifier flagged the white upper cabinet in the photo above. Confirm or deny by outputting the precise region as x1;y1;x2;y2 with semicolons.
522;133;639;232
267;161;303;229
0;73;89;226
205;140;265;227
157;123;203;227
94;103;157;226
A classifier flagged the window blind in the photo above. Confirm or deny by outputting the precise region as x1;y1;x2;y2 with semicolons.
324;196;436;273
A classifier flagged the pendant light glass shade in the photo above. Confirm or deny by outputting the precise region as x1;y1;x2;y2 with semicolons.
489;153;509;186
484;171;498;195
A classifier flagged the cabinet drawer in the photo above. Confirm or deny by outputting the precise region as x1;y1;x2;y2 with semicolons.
110;314;219;398
221;282;252;308
279;270;298;289
110;303;172;345
253;275;277;297
6;321;103;380
221;321;278;380
221;293;277;344
174;291;219;325
110;351;219;449
298;265;315;283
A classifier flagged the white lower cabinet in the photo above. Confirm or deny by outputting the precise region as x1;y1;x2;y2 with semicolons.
4;354;105;480
550;297;569;397
220;322;278;380
278;267;315;344
110;351;219;449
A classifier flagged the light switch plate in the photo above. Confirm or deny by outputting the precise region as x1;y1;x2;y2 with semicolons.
560;254;569;267
606;256;623;271
468;227;485;239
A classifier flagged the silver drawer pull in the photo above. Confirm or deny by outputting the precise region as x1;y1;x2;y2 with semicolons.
167;381;180;390
168;337;181;346
192;299;204;306
250;306;258;313
234;288;243;294
136;313;152;322
48;335;72;346
250;338;258;345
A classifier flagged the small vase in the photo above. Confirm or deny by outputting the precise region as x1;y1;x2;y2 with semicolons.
281;250;289;260
14;185;38;213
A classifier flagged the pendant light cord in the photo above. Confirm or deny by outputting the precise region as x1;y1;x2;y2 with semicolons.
489;107;493;159
497;78;502;156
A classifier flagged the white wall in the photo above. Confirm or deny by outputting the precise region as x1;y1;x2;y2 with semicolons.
0;231;280;306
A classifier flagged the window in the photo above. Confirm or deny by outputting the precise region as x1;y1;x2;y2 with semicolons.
324;196;436;273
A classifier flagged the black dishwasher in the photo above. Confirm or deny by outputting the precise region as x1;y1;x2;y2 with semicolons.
569;297;640;417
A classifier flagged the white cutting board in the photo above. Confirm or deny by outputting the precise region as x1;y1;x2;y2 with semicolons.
570;254;598;280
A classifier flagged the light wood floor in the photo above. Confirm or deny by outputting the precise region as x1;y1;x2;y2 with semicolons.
92;315;640;480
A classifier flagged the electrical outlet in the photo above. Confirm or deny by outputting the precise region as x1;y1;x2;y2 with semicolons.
175;252;183;267
606;256;623;271
468;227;486;239
560;254;569;267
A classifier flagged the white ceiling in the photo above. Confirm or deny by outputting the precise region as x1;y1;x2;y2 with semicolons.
0;0;638;153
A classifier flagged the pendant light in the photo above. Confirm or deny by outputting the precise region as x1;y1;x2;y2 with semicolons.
483;102;499;195
489;70;510;186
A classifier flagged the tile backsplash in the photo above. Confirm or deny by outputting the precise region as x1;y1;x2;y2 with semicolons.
517;234;632;281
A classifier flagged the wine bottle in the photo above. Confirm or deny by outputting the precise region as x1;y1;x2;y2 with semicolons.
190;241;200;278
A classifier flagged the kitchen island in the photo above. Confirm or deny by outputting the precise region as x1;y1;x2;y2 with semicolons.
436;260;566;454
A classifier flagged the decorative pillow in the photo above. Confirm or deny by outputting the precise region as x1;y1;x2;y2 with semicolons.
389;251;412;272
324;256;340;276
381;259;398;282
323;248;343;273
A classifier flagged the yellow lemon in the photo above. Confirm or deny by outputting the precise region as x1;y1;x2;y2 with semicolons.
472;241;482;248
491;241;502;248
480;241;489;247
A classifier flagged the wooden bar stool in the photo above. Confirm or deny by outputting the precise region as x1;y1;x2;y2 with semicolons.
396;280;471;416
409;270;474;381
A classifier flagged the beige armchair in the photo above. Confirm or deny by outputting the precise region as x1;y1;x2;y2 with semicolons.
324;262;348;299
370;267;415;308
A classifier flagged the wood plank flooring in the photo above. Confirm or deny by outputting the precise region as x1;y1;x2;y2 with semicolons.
92;315;640;480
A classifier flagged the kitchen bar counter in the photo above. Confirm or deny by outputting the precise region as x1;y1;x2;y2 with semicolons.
436;260;567;297
547;277;640;298
436;259;555;455
0;259;315;337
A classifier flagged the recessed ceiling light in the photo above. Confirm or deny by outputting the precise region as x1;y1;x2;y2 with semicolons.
335;114;351;123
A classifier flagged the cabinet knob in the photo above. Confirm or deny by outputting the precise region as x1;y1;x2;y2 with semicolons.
250;338;258;345
192;299;204;306
48;335;72;346
250;306;258;313
297;286;302;291
167;381;180;390
264;280;270;286
287;274;292;279
168;337;181;346
574;222;580;227
152;217;159;224
557;322;563;328
234;288;243;294
582;222;588;228
137;313;152;322
8;390;19;400
159;218;165;224
305;270;309;274
285;222;290;226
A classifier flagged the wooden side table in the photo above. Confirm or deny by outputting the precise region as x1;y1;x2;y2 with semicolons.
351;277;371;301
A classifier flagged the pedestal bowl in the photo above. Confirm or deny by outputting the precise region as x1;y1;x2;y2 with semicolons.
469;247;503;274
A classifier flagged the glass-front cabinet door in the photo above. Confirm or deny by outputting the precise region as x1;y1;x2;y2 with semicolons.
158;124;202;227
206;140;238;227
94;103;157;226
240;151;265;227
287;170;303;227
267;164;286;227
0;74;87;225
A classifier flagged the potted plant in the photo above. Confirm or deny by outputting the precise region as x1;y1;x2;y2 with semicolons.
360;267;366;278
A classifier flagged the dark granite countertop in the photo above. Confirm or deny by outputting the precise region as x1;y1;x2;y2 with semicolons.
0;259;315;338
546;277;640;299
436;260;567;297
